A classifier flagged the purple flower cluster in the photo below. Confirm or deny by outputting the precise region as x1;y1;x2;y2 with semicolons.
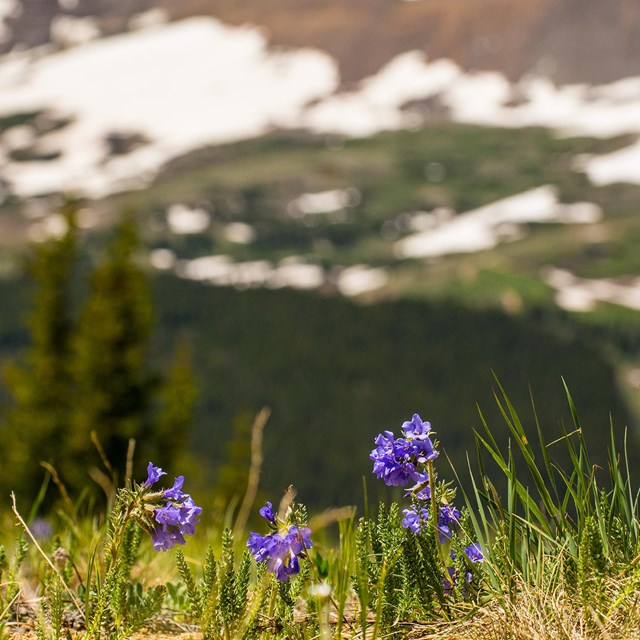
370;414;438;487
144;463;203;551
444;545;486;595
402;505;461;542
247;501;313;582
371;413;486;595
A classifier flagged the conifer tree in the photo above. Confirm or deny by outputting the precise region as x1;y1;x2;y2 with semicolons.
70;219;154;487
2;204;77;500
152;341;198;465
3;214;198;504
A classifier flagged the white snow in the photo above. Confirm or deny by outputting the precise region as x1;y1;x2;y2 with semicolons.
299;53;460;137
288;188;360;216
0;16;338;197
224;222;256;244
50;15;100;47
627;368;640;388
177;255;325;291
579;139;640;186
1;124;35;150
543;267;640;312
128;9;169;31
270;260;324;290
5;28;640;196
0;0;21;43
395;186;602;259
149;248;176;270
28;213;69;242
166;204;210;234
337;265;388;296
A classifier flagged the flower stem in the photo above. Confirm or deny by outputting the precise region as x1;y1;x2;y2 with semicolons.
427;460;453;587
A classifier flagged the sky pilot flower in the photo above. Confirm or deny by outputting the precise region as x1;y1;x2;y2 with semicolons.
370;414;439;487
141;462;202;551
247;500;313;582
144;462;166;487
371;414;484;599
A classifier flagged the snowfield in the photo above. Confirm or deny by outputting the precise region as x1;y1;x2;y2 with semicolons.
2;17;640;198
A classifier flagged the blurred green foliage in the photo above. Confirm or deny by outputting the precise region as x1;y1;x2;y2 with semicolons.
0;214;197;505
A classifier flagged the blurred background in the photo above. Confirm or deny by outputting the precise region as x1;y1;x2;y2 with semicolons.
1;0;640;516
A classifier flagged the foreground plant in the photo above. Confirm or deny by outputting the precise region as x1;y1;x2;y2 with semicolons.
81;462;203;637
370;413;484;595
247;500;313;583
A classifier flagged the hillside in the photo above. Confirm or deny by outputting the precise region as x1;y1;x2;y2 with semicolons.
4;0;640;85
1;1;640;509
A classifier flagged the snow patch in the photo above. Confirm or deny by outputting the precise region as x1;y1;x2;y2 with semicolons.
0;0;21;43
224;222;256;244
166;204;210;234
149;248;177;270
337;265;388;296
177;255;325;291
395;186;602;259
50;15;100;47
5;33;640;197
288;188;360;216
579;139;640;186
300;53;459;137
544;267;640;312
0;16;338;198
28;213;69;242
128;9;169;31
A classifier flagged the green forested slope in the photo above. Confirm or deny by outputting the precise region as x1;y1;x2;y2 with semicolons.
1;271;637;510
152;275;638;509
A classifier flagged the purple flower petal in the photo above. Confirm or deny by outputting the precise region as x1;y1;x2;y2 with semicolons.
144;462;166;487
259;502;276;524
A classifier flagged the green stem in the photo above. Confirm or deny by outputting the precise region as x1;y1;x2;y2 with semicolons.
427;460;453;586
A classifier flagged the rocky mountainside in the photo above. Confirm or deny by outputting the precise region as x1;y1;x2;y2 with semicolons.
3;0;640;84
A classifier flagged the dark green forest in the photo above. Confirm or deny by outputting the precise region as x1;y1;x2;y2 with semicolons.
1;225;639;514
151;277;639;509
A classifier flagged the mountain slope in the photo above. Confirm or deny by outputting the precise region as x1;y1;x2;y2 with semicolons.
3;0;640;85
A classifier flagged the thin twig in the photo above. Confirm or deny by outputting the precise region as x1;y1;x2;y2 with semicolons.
90;430;115;478
11;492;86;624
125;438;136;487
40;462;75;518
233;407;271;537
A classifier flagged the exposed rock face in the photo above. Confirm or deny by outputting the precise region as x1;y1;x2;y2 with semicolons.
2;0;640;84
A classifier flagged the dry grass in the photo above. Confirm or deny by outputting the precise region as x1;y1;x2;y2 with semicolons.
407;578;640;640
6;579;640;640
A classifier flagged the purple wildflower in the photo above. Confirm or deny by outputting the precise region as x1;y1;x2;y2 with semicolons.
435;506;459;542
443;566;456;596
259;501;276;524
401;505;461;542
247;532;270;562
31;518;52;541
404;471;432;500
370;432;423;487
400;413;439;462
247;505;313;582
142;464;202;551
144;462;166;487
163;475;186;500
402;507;429;533
371;415;440;487
464;543;484;563
401;414;431;438
150;494;202;552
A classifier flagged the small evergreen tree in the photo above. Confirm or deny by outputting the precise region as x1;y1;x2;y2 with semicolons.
151;340;199;466
2;204;77;500
2;213;198;504
70;220;155;487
